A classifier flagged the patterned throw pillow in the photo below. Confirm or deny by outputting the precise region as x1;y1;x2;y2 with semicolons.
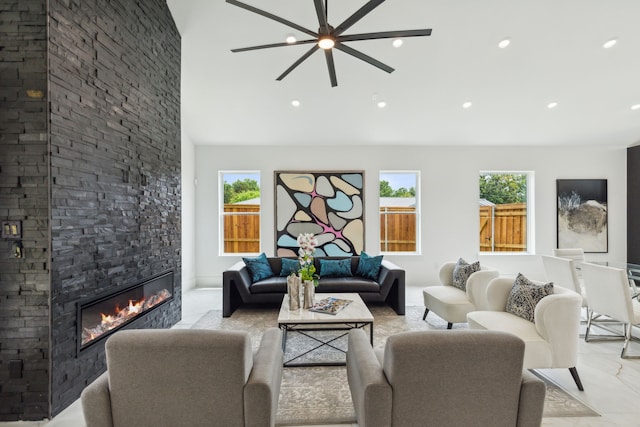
280;258;300;277
452;258;480;291
356;252;384;280
320;258;353;278
242;253;275;283
505;273;554;322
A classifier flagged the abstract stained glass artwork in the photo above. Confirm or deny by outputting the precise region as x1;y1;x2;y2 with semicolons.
275;171;364;257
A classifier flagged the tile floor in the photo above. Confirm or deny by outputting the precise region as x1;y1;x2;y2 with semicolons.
3;286;640;427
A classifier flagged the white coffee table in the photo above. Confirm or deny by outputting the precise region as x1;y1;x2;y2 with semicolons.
277;293;374;367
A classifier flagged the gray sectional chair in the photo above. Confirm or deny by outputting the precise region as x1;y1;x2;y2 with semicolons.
81;328;283;427
346;328;546;427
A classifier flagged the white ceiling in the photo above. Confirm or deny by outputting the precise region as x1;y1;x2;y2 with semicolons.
166;0;640;147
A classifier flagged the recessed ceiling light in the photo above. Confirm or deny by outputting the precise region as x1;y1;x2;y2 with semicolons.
632;104;640;111
291;99;301;107
603;38;617;49
392;38;403;48
286;34;297;44
547;101;558;109
377;101;387;109
462;101;472;109
498;38;511;49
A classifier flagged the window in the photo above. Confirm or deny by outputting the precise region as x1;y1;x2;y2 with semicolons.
220;171;261;255
379;171;419;254
479;171;533;253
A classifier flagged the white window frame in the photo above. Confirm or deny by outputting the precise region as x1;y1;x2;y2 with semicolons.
379;171;421;255
479;170;535;255
219;170;261;256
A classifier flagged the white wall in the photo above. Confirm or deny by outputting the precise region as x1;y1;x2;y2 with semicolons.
192;144;626;289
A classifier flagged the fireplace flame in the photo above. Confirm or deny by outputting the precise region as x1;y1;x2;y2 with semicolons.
82;289;172;346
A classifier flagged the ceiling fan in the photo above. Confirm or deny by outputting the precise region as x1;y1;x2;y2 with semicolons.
227;0;432;87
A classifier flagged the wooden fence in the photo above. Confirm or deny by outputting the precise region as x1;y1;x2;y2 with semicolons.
223;203;526;253
380;207;417;252
479;203;527;252
223;204;260;253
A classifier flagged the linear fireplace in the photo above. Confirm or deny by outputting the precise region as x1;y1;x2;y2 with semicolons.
77;270;174;354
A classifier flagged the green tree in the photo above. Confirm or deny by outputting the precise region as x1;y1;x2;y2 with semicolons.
380;180;394;197
224;178;260;203
479;173;526;204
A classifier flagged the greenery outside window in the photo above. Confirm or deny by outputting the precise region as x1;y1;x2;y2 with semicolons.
479;171;533;253
220;171;260;255
379;171;419;254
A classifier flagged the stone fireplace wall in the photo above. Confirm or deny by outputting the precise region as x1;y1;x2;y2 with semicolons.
48;0;182;416
0;0;50;421
0;0;181;420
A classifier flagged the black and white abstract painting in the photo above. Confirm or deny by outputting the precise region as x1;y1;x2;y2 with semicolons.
556;179;608;253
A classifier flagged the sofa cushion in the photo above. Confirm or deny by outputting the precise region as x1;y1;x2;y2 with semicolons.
242;253;275;283
320;258;353;278
356;252;383;280
316;277;380;293
505;273;554;322
249;277;288;294
452;258;480;291
280;258;299;277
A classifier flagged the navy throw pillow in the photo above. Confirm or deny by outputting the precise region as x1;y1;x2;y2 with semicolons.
320;258;353;278
280;258;300;277
356;252;383;280
242;253;274;283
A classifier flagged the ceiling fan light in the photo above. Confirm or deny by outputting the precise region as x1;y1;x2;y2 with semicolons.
392;38;403;48
318;37;335;50
603;38;617;49
377;101;387;109
462;101;473;109
547;101;558;109
286;35;297;44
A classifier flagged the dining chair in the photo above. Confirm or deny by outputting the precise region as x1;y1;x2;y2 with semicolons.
553;248;585;262
542;255;588;325
581;262;640;359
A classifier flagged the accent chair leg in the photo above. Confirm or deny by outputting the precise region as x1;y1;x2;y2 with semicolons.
422;308;429;321
569;367;584;391
447;322;453;329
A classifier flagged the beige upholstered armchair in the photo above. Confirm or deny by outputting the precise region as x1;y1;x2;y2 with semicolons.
422;260;499;328
467;276;584;390
81;328;283;427
346;328;546;427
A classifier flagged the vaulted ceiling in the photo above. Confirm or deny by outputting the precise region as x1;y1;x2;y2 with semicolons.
167;0;640;147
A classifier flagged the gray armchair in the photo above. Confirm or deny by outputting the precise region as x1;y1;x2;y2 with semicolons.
81;328;283;427
346;328;545;427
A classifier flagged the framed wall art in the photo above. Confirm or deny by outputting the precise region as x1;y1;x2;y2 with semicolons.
556;179;608;253
275;171;364;257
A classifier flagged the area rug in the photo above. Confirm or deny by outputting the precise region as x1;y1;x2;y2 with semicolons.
192;305;599;425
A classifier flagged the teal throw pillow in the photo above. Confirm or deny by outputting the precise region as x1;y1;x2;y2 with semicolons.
320;258;353;278
280;258;300;277
356;252;383;280
242;253;274;283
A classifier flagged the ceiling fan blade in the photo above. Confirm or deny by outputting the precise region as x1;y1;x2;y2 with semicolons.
313;0;330;34
335;43;394;73
226;0;317;38
339;29;432;43
276;45;319;81
334;0;386;36
324;49;338;87
231;39;317;53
